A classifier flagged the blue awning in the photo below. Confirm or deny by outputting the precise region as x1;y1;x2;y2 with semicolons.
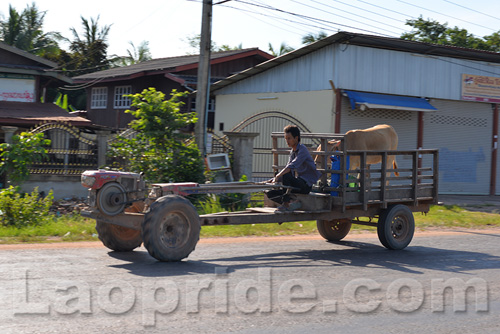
344;90;437;112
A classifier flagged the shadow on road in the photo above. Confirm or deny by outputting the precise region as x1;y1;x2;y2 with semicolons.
106;238;500;278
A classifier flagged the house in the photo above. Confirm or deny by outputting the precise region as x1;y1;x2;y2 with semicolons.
211;31;500;195
72;48;274;130
0;41;104;198
0;41;91;135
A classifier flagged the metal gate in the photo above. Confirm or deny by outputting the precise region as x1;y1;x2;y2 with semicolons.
29;122;98;175
229;111;314;181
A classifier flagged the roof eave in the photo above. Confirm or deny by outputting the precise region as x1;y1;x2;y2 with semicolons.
0;66;73;84
0;42;58;68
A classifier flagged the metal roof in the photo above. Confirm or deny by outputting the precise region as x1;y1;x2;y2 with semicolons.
211;31;500;93
0;101;91;127
73;48;273;82
0;41;72;84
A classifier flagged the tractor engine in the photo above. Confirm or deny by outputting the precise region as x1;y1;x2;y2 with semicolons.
81;170;146;216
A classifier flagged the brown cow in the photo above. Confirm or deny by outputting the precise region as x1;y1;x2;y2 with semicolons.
315;124;399;180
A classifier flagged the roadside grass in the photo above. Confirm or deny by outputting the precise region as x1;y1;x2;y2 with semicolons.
0;204;500;244
0;214;98;244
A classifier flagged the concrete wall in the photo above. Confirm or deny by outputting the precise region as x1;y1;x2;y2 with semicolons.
20;175;88;200
214;90;335;135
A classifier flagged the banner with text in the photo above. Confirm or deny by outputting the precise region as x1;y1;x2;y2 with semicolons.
461;73;500;103
0;75;35;102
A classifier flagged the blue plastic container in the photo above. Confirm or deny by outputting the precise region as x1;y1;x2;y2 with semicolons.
330;155;350;196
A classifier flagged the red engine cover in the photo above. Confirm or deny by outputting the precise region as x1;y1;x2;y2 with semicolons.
81;170;141;189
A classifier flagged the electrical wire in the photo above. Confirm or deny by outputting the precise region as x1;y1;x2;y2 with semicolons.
298;0;407;34
231;0;401;37
237;0;319;35
397;0;498;32
442;0;500;23
356;0;418;20
313;0;405;24
59;77;106;91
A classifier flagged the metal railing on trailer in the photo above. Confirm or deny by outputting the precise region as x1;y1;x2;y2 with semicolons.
271;131;439;212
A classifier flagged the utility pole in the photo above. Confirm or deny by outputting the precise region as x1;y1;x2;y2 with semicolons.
195;0;213;156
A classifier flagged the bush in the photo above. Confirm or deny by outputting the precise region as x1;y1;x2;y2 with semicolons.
107;88;205;184
0;186;54;228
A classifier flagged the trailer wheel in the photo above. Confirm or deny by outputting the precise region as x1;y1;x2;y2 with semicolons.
377;204;414;250
95;220;142;252
141;195;200;262
316;219;352;241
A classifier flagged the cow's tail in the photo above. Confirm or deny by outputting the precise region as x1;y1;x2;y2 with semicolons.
393;158;399;177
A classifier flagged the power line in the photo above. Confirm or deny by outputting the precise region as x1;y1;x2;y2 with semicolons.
318;0;405;24
443;0;500;23
235;2;312;37
246;0;340;31
59;77;106;91
356;0;417;20
232;0;400;37
301;0;408;34
397;0;498;32
221;3;336;34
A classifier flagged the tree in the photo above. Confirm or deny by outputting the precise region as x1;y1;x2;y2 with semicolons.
183;34;242;54
302;31;327;45
65;15;111;75
401;16;500;52
0;5;22;46
0;3;60;57
111;40;152;67
268;42;294;56
107;88;205;184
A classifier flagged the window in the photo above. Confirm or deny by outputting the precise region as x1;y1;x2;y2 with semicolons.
114;86;132;109
91;87;107;109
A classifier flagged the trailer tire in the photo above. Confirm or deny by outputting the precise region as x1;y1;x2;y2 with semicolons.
142;195;200;262
95;220;142;252
377;204;414;250
316;219;352;241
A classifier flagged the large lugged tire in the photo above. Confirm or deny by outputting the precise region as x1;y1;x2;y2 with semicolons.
95;221;142;252
317;219;352;241
141;195;200;262
377;204;415;250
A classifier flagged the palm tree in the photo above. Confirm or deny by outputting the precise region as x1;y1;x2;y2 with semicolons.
113;40;152;66
0;3;59;56
0;5;22;46
66;15;112;75
302;31;328;45
268;42;294;56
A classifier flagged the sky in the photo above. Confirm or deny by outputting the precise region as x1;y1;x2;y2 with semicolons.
2;0;500;59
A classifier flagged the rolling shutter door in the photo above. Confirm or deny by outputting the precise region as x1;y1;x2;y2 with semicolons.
423;99;491;194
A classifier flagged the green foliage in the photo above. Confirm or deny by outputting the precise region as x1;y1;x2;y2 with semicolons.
53;92;76;111
0;187;54;228
401;16;500;52
198;195;225;214
183;33;242;54
196;175;250;213
111;40;152;67
0;3;60;57
64;15;111;76
0;132;50;184
302;31;327;45
268;42;294;56
217;175;249;211
108;88;205;184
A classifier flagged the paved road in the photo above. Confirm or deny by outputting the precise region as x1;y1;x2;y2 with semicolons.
1;230;500;334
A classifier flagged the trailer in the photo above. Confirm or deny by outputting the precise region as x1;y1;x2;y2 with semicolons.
80;132;439;262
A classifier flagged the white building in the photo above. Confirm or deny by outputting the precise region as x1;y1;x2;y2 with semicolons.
212;32;500;195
